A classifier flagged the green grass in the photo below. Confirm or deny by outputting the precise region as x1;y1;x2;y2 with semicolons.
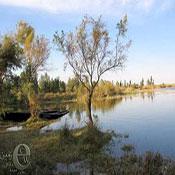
0;125;175;175
0;125;113;174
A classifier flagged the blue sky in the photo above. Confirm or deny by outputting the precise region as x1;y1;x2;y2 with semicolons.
0;0;175;84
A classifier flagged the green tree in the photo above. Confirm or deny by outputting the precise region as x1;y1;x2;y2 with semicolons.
119;81;123;87
140;78;144;88
59;80;66;92
66;77;80;92
39;73;51;93
147;76;154;86
147;79;150;86
54;16;131;125
0;35;22;94
116;81;120;87
150;76;154;85
39;74;66;93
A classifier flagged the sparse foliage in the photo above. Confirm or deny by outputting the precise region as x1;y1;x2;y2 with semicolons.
16;21;50;90
54;15;131;125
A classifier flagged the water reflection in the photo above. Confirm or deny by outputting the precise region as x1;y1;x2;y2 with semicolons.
0;92;155;126
140;91;155;101
46;89;175;157
93;97;123;113
2;89;175;157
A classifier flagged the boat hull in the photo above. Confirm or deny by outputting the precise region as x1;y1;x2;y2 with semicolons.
39;110;69;120
0;110;69;122
1;112;31;122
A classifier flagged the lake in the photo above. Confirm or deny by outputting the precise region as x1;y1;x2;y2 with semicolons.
42;88;175;157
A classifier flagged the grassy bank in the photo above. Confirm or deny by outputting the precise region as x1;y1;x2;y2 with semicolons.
1;125;175;175
0;125;113;174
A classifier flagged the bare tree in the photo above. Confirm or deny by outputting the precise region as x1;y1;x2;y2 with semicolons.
24;35;50;81
54;16;131;125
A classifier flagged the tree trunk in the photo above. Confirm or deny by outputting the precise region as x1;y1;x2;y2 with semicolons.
0;77;3;98
90;168;94;175
87;90;94;126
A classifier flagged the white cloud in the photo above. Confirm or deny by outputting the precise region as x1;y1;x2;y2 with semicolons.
140;0;155;11
0;0;173;15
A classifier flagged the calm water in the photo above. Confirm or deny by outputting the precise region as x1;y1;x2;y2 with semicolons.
43;88;175;157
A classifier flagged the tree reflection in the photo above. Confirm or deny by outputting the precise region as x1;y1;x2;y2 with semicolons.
66;97;123;123
147;91;155;101
92;97;123;113
140;91;155;101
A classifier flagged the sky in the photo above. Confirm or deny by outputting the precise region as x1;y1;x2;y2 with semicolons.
0;0;175;84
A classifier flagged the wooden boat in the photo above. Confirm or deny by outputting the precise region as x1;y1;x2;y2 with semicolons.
39;110;69;120
0;109;69;122
0;112;31;122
